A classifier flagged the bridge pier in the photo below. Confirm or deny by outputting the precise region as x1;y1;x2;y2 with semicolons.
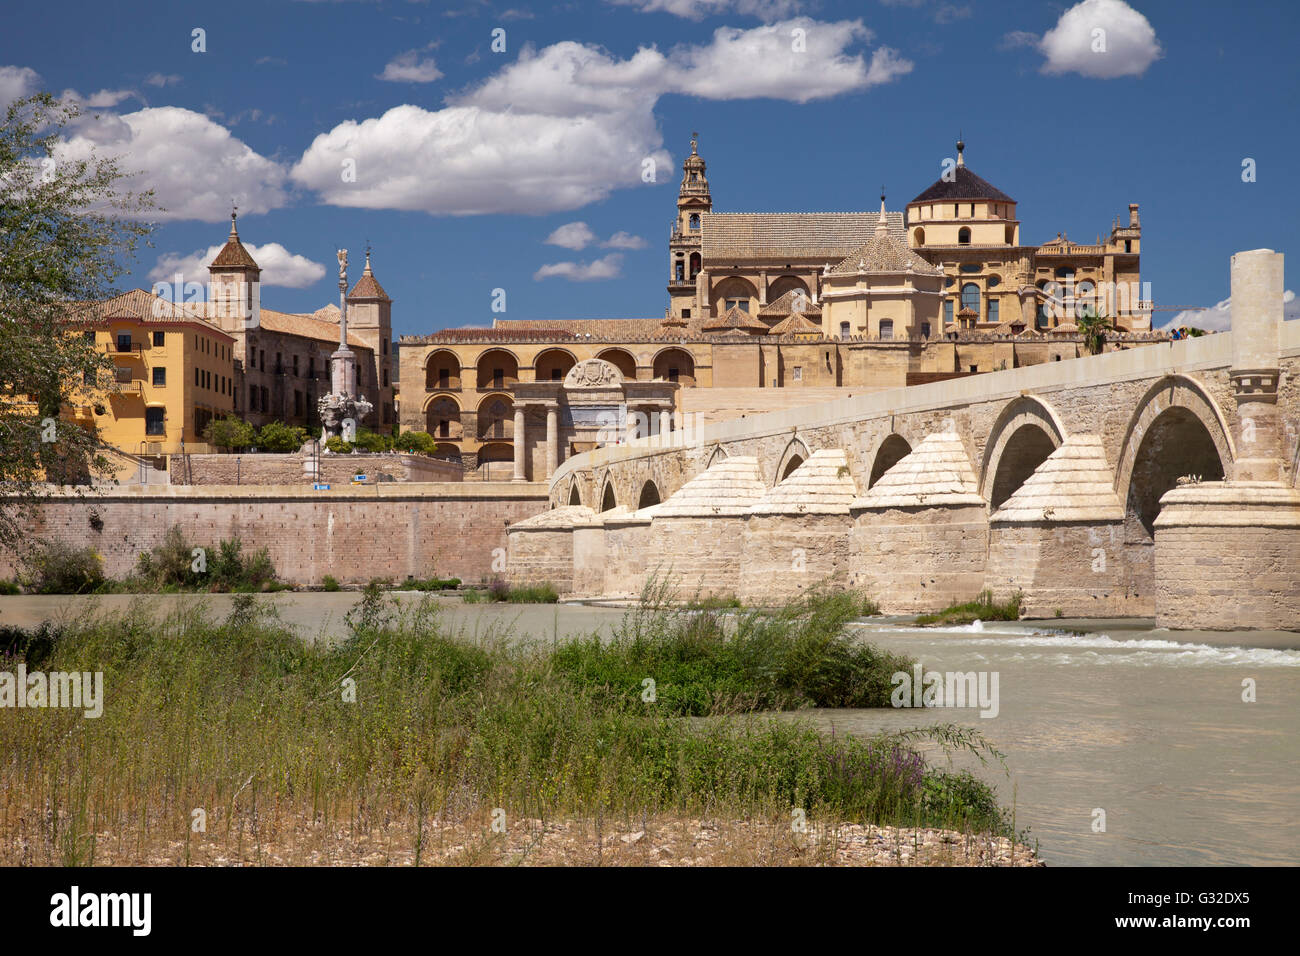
1155;249;1300;630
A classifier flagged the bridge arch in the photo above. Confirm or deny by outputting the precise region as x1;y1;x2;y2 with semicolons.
636;479;661;510
1115;375;1234;537
979;395;1068;510
867;433;913;488
704;444;728;469
564;473;590;507
599;474;618;512
774;436;812;485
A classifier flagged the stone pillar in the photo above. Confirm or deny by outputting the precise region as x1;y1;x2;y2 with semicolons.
545;404;558;479
1229;249;1284;481
759;271;768;306
659;408;671;437
512;405;527;481
625;405;640;442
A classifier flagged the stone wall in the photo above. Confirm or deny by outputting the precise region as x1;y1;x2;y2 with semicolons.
739;513;852;605
177;452;462;485
648;515;749;600
985;521;1152;618
849;504;990;613
5;483;546;586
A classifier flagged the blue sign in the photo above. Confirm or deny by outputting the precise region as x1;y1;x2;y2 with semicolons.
353;474;367;482
313;483;330;491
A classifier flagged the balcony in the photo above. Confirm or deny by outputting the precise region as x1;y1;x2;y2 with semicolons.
106;341;145;357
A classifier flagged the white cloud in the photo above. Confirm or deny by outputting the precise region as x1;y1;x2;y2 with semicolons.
608;0;803;20
933;4;972;25
545;221;646;250
1162;290;1299;332
533;253;624;281
293;19;907;215
150;241;326;289
0;65;42;109
1000;30;1040;51
145;73;182;88
603;230;646;249
84;89;135;109
378;50;444;83
55;106;291;221
1037;0;1161;78
545;221;599;250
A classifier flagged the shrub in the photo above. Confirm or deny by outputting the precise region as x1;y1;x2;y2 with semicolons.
19;541;105;594
394;430;437;455
915;590;1023;626
133;525;277;592
352;428;391;453
0;579;20;595
257;421;309;453
324;436;352;454
322;575;340;592
203;414;256;451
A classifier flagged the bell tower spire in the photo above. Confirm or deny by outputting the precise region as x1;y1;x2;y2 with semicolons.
667;132;711;320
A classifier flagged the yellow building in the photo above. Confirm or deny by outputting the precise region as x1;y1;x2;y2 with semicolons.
74;290;235;456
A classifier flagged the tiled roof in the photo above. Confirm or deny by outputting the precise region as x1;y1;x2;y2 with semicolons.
424;326;582;342
72;289;232;338
703;305;768;333
910;165;1015;204
701;211;905;261
759;288;822;316
829;225;944;276
210;218;261;271
750;449;857;515
767;312;822;336
991;435;1123;522
348;274;389;300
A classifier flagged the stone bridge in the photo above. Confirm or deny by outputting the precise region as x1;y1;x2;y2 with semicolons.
508;250;1300;630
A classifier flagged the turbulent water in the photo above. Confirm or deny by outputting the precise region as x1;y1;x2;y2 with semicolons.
3;594;1296;866
822;618;1300;866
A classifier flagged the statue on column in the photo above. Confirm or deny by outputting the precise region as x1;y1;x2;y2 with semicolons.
317;247;373;445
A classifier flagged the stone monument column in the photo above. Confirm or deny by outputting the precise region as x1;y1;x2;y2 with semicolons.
1229;249;1284;482
512;405;527;481
545;403;559;479
659;408;672;437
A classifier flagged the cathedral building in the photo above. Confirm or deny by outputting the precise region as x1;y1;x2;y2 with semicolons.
399;137;1163;481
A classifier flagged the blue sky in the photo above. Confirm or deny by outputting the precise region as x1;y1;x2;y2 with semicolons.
2;0;1297;334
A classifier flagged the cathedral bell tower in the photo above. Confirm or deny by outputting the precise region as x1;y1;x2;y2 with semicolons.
208;209;261;334
667;133;711;320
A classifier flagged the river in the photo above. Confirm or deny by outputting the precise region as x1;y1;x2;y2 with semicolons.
2;592;1296;866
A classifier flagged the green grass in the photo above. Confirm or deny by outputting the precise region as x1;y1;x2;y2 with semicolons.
0;588;1020;864
914;590;1023;627
463;581;559;604
554;587;912;714
399;577;462;592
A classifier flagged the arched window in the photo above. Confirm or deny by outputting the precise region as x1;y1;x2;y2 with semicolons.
689;252;701;279
958;227;971;245
675;258;684;282
879;319;894;340
913;227;925;246
961;283;980;314
688;213;700;230
839;321;851;339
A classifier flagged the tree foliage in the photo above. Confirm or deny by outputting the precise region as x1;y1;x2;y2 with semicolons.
0;93;154;547
204;414;256;451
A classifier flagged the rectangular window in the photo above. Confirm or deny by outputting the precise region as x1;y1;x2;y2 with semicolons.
152;331;165;347
116;333;132;353
152;367;166;387
194;367;200;387
294;390;303;417
260;386;268;411
145;407;165;436
682;308;691;319
792;366;802;381
493;369;504;389
309;357;316;379
920;322;932;338
249;385;258;411
293;354;299;376
944;300;954;325
988;299;999;325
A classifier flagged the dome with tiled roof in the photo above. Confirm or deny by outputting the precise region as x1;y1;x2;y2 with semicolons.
348;251;390;301
910;140;1014;205
209;212;261;273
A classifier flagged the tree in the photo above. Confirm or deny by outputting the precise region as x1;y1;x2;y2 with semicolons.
204;414;256;451
394;430;437;455
256;421;309;452
0;93;153;548
352;427;391;453
1076;308;1111;356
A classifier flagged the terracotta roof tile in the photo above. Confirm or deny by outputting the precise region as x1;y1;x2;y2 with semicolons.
702;211;905;261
